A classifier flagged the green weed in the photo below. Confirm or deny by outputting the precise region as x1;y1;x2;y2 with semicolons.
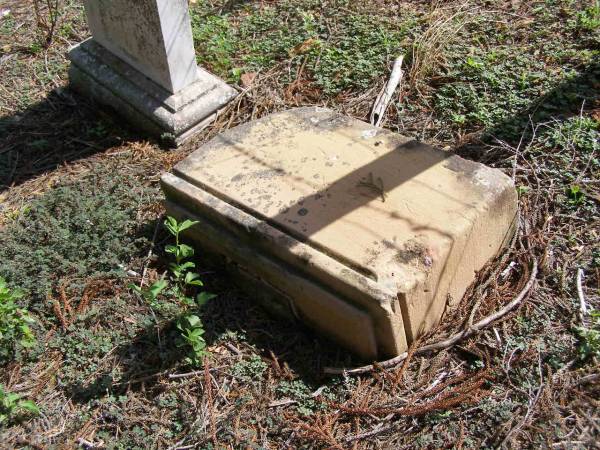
176;314;207;365
573;1;600;32
50;326;124;388
0;168;154;317
0;384;39;426
191;14;237;76
0;12;15;36
230;354;268;380
189;2;411;94
131;217;215;367
0;277;35;364
310;15;404;94
166;217;216;366
592;249;600;268
130;278;167;310
276;380;329;416
477;396;520;428
435;49;563;135
576;310;600;361
565;185;585;206
542;116;599;154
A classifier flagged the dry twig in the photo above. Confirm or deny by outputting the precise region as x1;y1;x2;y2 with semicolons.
576;268;588;324
370;55;404;127
324;259;538;375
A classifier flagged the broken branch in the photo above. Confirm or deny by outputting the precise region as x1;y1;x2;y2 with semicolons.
576;268;587;324
370;55;404;127
324;259;538;375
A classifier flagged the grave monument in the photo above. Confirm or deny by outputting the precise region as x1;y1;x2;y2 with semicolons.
68;0;237;145
161;108;517;359
70;3;517;360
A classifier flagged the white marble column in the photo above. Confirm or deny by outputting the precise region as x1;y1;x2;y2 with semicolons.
68;0;237;145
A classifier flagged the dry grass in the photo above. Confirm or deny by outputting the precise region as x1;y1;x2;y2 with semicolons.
0;0;599;448
407;1;473;90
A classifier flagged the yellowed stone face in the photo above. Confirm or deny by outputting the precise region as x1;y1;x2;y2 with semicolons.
166;108;517;358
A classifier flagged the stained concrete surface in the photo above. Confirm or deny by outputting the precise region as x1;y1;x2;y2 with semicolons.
162;107;517;359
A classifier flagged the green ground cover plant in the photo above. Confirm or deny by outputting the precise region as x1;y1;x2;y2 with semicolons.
0;0;598;447
191;1;413;94
576;310;600;361
0;384;38;426
0;166;154;317
0;277;35;364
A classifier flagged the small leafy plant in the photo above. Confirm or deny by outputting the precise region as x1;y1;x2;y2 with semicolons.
164;217;205;304
0;277;35;364
0;384;39;425
130;217;215;367
566;185;585;206
576;310;600;361
176;314;207;367
130;279;167;310
574;2;600;32
543;116;599;154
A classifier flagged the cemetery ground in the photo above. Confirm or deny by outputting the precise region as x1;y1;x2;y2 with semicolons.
0;0;599;448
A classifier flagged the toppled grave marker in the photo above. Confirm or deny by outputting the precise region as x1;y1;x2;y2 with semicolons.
162;107;517;359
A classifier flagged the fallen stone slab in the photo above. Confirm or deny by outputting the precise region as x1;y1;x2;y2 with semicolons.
161;107;517;360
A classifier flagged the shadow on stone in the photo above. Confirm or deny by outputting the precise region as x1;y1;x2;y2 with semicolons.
164;107;518;360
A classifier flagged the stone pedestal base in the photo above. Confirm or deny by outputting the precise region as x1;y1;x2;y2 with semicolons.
68;39;238;145
161;108;517;359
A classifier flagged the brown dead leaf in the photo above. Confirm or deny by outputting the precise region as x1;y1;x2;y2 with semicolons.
288;38;319;57
515;18;535;28
240;72;257;88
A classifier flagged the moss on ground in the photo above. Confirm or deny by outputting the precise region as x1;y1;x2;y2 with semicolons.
0;166;156;314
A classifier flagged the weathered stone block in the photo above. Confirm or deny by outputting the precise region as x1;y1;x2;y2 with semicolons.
82;0;198;94
69;0;237;144
161;107;517;359
68;40;237;145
